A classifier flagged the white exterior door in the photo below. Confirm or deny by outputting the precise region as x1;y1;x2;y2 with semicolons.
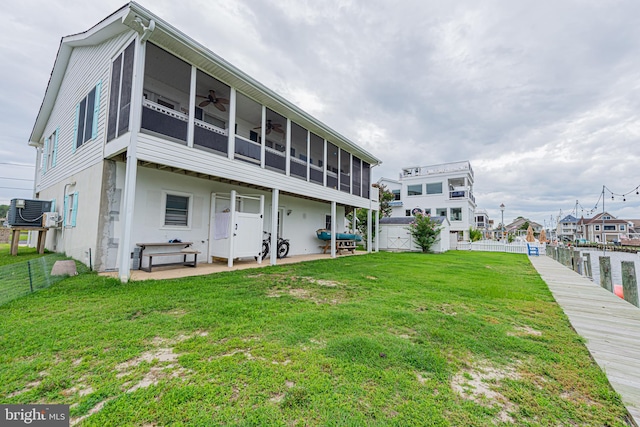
233;212;263;258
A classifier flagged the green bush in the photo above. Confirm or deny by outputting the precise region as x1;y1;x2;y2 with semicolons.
406;214;443;252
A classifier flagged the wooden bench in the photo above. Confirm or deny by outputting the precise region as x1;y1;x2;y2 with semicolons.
136;242;200;272
319;239;357;255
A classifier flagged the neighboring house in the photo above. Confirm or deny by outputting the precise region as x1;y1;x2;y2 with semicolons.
378;161;476;245
577;212;632;243
557;214;578;242
377;216;450;253
28;2;381;281
474;208;491;239
504;217;542;238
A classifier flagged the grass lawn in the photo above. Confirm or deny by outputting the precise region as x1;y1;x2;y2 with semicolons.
0;251;629;426
0;243;49;267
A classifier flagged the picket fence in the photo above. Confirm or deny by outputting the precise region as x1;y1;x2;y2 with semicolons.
456;240;546;254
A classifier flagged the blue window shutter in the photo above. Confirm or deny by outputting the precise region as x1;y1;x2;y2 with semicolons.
73;103;80;153
63;194;69;227
51;128;59;167
51;198;56;212
92;81;101;139
71;192;79;227
42;137;49;175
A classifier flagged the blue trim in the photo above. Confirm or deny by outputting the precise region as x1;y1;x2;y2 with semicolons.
92;81;101;139
51;128;59;167
42;137;49;175
73;103;80;153
51;198;56;212
63;194;69;227
71;191;78;227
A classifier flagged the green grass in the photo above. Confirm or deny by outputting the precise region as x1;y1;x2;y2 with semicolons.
0;251;629;426
0;243;49;267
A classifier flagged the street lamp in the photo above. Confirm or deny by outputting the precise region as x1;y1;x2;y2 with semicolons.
500;203;505;242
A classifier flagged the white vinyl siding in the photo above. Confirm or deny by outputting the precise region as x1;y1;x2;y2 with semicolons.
36;32;131;193
136;134;377;210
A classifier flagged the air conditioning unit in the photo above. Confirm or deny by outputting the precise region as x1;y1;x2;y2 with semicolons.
43;212;61;228
7;198;52;227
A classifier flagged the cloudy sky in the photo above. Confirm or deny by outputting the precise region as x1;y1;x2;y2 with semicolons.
2;0;639;228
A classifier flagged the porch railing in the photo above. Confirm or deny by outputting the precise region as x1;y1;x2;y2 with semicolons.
141;99;188;142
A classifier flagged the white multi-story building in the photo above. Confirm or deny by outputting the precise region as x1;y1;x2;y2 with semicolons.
378;161;476;244
27;2;381;281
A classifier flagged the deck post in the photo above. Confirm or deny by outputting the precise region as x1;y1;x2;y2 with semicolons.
583;253;592;278
270;189;279;265
572;250;581;274
330;201;336;258
367;208;372;253
621;261;639;307
599;256;612;292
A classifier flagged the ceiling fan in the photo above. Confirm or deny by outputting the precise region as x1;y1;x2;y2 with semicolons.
253;119;284;135
196;90;230;111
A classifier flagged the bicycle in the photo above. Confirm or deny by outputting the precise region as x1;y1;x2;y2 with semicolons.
257;231;290;260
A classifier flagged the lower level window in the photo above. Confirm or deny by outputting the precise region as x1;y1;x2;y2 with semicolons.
450;208;462;221
165;193;190;227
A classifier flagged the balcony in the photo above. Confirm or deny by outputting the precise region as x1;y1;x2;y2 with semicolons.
449;190;475;203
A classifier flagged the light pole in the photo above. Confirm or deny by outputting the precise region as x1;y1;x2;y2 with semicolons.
500;203;505;242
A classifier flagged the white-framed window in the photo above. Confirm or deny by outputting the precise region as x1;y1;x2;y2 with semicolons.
407;184;422;196
63;192;78;227
450;207;462;221
41;128;59;175
436;208;447;217
74;82;102;151
325;214;332;230
426;182;442;194
163;191;192;228
595;225;600;231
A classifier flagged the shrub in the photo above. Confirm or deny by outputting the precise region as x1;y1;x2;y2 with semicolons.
407;214;443;253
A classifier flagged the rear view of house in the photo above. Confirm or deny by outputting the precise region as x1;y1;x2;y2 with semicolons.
29;2;381;281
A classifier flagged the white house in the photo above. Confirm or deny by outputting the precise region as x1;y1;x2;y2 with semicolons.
28;3;381;281
377;216;450;253
378;161;476;245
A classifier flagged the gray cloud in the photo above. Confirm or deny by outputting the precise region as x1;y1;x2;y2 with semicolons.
1;0;639;227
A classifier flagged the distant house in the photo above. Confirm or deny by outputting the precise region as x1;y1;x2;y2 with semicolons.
378;161;476;246
377;216;450;253
28;2;381;281
474;208;492;239
557;214;578;242
505;217;542;238
577;212;632;243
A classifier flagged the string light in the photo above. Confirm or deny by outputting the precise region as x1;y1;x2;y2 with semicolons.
564;183;639;218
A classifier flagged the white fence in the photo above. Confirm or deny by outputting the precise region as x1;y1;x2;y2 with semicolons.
456;240;546;254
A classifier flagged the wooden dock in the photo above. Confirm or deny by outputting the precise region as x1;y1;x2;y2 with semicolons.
529;255;640;425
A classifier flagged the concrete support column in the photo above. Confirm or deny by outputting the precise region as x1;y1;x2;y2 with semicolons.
118;36;147;282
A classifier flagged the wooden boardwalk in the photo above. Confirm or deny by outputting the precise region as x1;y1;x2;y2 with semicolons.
529;255;640;425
